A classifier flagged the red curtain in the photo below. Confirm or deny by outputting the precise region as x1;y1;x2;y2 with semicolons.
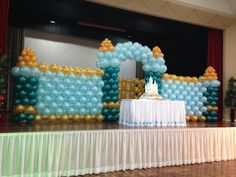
208;29;223;121
0;0;9;56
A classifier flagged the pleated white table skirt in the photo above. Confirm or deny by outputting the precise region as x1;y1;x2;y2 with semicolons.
1;128;236;177
119;99;186;126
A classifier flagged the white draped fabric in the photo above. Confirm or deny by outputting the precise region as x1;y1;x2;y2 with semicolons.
119;99;186;126
1;127;236;177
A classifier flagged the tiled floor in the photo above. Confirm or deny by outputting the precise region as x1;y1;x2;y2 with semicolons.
75;160;236;177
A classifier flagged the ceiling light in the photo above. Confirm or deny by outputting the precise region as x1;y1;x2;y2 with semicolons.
50;20;56;24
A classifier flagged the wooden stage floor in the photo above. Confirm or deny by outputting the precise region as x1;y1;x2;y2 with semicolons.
0;117;235;133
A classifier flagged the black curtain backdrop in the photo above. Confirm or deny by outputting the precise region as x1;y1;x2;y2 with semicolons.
9;0;208;77
7;25;24;112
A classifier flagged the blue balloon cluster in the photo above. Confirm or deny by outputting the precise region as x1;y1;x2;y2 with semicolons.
160;79;208;116
11;66;40;77
36;71;104;115
96;41;167;73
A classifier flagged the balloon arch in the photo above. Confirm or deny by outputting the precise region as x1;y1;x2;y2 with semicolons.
97;39;167;121
97;39;220;122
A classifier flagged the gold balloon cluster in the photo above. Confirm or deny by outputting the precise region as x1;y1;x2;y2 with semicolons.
199;66;218;81
37;63;104;76
99;38;115;52
103;102;120;109
17;48;37;67
186;115;206;122
34;114;104;122
119;78;145;99
13;105;37;114
207;106;218;111
152;46;164;57
162;73;199;83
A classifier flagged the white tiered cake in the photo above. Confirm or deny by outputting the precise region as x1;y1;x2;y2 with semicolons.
139;76;163;100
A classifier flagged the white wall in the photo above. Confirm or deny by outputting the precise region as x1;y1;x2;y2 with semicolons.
176;0;235;15
223;25;236;121
24;30;136;78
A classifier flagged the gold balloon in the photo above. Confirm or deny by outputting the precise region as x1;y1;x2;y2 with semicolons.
25;106;37;114
190;116;198;122
35;115;42;122
42;115;48;120
61;114;69;121
37;63;48;72
72;114;80;121
186;116;190;122
85;115;92;121
80;115;85;120
49;114;57;121
14;105;25;113
56;115;61;120
49;64;59;72
96;115;104;122
199;116;206;122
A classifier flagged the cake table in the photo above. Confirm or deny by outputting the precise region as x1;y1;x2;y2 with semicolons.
119;99;186;126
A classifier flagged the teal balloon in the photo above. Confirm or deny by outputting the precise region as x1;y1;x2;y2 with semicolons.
111;84;118;90
17;113;26;121
112;96;119;102
24;83;32;91
15;84;23;90
103;96;111;102
55;108;63;115
102;108;109;116
14;99;21;105
23;98;30;105
111;108;119;115
11;67;21;76
103;85;111;91
79;108;86;115
26;114;35;122
30;99;38;106
17;76;27;84
111;73;118;79
19;90;27;98
103;73;110;79
27;91;37;99
29;77;38;85
211;92;217;97
113;67;120;73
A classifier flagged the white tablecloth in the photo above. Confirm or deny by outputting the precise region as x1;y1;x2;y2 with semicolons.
119;99;186;126
1;128;236;177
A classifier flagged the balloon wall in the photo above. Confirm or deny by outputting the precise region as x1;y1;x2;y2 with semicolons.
12;48;104;123
11;39;221;123
97;39;220;122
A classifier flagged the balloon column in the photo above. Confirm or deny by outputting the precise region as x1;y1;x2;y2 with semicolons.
12;48;39;122
201;67;220;121
97;39;167;121
12;48;105;123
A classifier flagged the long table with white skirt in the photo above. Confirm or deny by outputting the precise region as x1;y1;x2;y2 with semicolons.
119;99;186;126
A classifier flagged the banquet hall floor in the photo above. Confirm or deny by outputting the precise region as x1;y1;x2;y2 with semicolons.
75;160;236;177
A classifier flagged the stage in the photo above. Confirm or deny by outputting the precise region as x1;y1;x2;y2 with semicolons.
0;121;236;177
